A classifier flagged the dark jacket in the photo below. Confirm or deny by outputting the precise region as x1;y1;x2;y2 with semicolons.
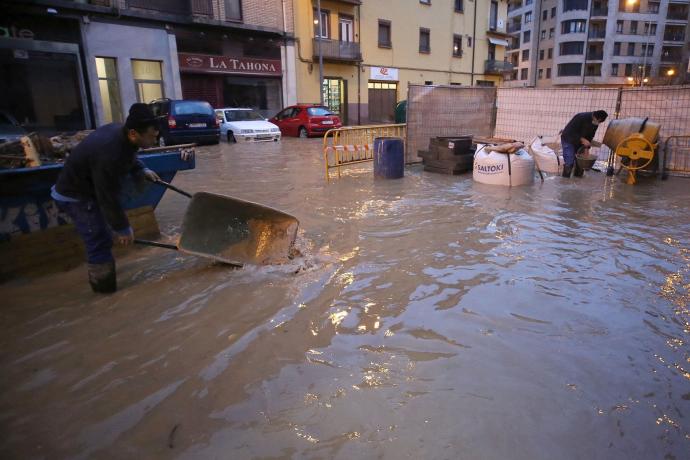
55;123;145;232
561;112;599;148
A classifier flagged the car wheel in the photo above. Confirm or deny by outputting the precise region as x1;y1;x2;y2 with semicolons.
228;132;236;143
298;127;308;138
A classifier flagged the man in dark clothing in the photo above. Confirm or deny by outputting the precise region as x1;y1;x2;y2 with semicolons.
560;110;608;178
52;103;161;293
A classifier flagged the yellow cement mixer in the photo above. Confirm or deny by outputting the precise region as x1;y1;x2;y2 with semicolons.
602;117;660;185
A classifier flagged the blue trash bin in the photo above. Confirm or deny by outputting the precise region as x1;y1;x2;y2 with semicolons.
373;137;405;179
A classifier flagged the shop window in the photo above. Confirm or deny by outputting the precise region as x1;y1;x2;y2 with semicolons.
132;60;164;103
322;78;344;117
379;20;392;48
96;57;123;124
225;0;242;21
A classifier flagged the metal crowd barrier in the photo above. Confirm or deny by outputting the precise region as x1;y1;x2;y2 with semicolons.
323;124;406;180
662;135;690;179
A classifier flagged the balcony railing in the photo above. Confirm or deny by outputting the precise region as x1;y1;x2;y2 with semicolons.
661;53;683;62
507;23;522;33
667;11;690;20
587;52;604;60
664;32;686;41
585;68;602;76
313;39;362;62
591;8;608;16
127;0;213;16
485;60;515;74
508;2;523;12
588;30;606;38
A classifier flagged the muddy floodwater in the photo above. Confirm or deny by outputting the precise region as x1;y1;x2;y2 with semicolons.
1;138;689;459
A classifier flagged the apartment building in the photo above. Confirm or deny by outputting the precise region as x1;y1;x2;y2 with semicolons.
293;0;512;125
0;0;295;129
505;0;690;86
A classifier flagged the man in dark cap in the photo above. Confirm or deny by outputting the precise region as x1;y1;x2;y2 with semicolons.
560;110;608;178
51;103;162;293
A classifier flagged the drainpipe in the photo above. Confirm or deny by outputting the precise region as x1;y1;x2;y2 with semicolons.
581;1;593;86
357;3;361;125
533;0;543;87
317;0;324;105
471;0;477;85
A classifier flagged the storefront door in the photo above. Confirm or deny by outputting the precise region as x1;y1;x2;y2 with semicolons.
368;81;397;123
322;78;347;124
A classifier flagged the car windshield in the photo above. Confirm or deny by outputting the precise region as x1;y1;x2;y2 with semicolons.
173;101;214;116
307;107;334;116
225;110;264;122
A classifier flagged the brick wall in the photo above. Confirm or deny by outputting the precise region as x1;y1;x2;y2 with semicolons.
215;0;293;33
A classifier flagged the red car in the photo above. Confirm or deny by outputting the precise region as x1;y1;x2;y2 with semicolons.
270;104;342;138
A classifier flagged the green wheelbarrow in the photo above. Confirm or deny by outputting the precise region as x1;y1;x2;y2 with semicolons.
135;181;299;268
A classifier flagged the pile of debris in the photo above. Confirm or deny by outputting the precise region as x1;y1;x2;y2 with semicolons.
0;131;93;169
418;136;474;175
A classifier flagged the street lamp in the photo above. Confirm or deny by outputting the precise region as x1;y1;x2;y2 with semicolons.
626;0;652;86
316;0;324;106
627;76;635;87
667;68;675;85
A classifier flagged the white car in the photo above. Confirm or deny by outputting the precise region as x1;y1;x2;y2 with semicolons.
215;108;281;143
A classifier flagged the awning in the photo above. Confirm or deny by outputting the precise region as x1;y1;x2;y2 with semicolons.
488;37;509;47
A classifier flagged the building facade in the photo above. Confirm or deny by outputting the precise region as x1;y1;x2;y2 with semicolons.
0;0;295;130
292;0;512;125
506;0;690;87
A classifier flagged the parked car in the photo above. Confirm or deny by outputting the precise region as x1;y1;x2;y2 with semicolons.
215;108;281;143
0;111;27;144
149;99;220;146
270;104;342;138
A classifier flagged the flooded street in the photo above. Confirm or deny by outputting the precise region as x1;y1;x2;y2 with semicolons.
1;138;689;459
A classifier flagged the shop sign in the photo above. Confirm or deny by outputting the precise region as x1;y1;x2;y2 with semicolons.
370;66;399;81
178;53;282;76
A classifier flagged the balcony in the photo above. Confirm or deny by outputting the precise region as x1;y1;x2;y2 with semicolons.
586;51;604;60
508;2;523;13
313;39;362;62
667;9;689;21
485;60;515;74
127;0;213;16
588;29;606;39
664;32;686;42
507;23;522;33
591;8;608;16
661;51;683;62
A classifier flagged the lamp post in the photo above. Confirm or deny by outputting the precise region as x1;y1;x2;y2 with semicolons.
666;68;675;85
626;0;653;86
316;0;324;106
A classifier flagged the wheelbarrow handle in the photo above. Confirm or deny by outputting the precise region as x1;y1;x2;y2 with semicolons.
134;239;178;250
151;179;193;198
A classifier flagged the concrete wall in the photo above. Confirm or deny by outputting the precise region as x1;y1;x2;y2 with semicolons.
82;20;182;126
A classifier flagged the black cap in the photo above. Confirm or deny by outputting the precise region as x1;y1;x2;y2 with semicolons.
125;103;157;130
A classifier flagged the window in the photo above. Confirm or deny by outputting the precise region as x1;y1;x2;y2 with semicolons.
642;44;654;57
546;68;552;78
538;68;544;79
225;0;242;21
419;28;431;53
563;0;588;12
622;0;640;13
490;1;498;29
613;42;621;55
314;8;330;38
548;48;553;58
522;49;530;61
551;7;556;17
420;0;431;4
560;41;584;55
541;30;546;40
525;12;532;23
467;36;473;48
562;20;586;34
424;80;433;85
616;20;623;33
630;21;638;34
378;20;392;48
549;28;555;38
455;0;464;12
95;57;123;124
611;63;619;76
521;68;528;80
543;10;548;20
648;2;659;13
540;49;545;60
627;43;635;56
322;78;344;116
558;63;582;76
476;80;495;87
488;43;496;61
624;64;632;77
173;101;213;116
523;30;531;43
131;59;164;103
453;34;463;57
644;23;657;35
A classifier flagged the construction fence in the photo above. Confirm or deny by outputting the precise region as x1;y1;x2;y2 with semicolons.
406;85;690;176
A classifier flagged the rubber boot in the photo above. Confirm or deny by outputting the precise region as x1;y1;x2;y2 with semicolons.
573;162;584;177
88;261;117;294
562;164;573;178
